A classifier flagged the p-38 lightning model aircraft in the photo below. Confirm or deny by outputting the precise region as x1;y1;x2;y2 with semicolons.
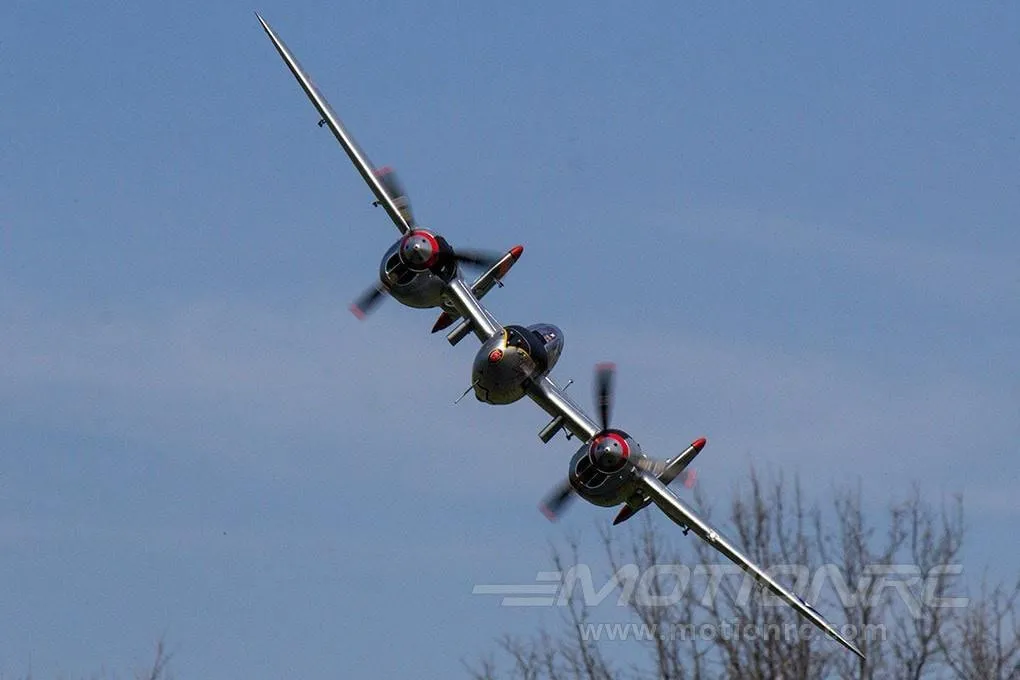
256;13;864;660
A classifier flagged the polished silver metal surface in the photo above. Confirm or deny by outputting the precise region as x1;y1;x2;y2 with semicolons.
256;13;412;235
257;13;512;323
432;245;524;333
526;376;600;442
470;324;564;405
442;277;501;341
472;331;533;405
376;241;447;309
564;432;643;507
537;364;864;660
538;415;567;443
257;16;865;660
639;472;865;660
612;437;705;525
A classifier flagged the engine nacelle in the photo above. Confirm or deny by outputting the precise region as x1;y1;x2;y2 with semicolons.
567;430;643;507
378;241;450;309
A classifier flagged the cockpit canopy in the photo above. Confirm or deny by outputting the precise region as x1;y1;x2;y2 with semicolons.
505;324;549;372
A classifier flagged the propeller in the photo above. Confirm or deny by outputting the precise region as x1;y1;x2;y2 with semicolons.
349;281;388;319
539;458;599;521
540;363;698;522
350;168;501;319
374;167;415;228
595;361;614;431
540;362;627;520
448;249;503;268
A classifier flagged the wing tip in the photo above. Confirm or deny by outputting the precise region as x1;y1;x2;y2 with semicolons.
349;304;366;320
839;637;866;660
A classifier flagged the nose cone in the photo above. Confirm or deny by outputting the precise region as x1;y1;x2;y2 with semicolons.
402;237;429;265
400;231;439;269
589;432;630;472
471;335;529;405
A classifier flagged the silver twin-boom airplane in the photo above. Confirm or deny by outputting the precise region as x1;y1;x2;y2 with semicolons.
255;13;865;660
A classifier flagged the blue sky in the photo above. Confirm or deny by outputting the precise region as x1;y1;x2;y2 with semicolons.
1;2;1018;677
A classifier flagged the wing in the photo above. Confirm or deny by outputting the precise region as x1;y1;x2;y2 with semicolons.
256;13;413;235
638;472;865;660
441;277;503;341
526;375;600;442
613;438;706;525
432;245;524;332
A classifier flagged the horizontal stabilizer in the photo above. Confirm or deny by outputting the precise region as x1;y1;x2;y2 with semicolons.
659;437;706;486
613;437;706;525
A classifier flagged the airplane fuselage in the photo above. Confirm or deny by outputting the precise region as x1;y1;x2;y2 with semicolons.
257;11;866;659
472;324;564;404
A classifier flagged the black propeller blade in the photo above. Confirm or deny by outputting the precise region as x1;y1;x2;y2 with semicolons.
350;281;389;320
540;363;619;521
539;362;683;522
595;362;615;431
375;166;416;228
354;168;499;320
539;480;574;520
451;249;501;269
539;456;604;520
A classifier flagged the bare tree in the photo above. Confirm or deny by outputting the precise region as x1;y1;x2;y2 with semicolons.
1;639;172;680
135;638;173;680
471;471;1017;680
939;575;1020;680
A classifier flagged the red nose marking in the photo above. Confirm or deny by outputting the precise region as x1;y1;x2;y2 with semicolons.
591;432;630;461
488;348;504;363
400;230;441;268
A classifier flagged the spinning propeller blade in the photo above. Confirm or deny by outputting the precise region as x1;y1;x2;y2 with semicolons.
612;437;706;525
539;480;574;520
541;363;621;522
255;13;413;235
540;455;606;521
451;249;501;269
595;362;615;431
350;282;389;319
542;363;699;523
375;166;415;229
